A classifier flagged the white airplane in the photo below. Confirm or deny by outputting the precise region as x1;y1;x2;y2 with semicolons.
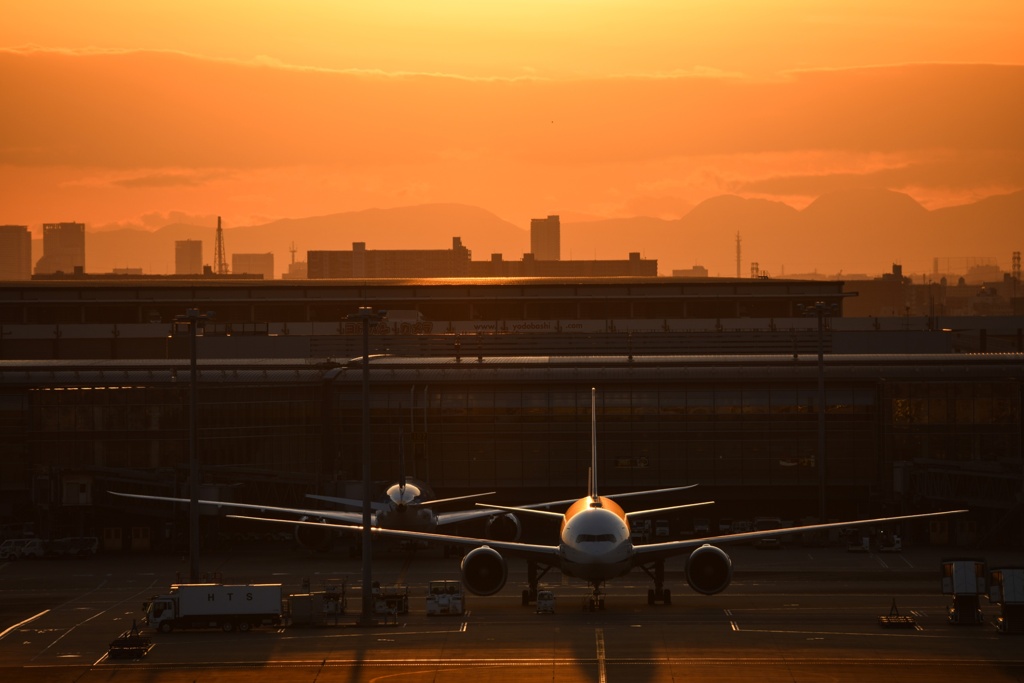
112;477;506;548
228;388;968;609
113;423;703;549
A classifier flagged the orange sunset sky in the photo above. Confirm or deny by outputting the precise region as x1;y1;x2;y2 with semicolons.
2;1;1023;275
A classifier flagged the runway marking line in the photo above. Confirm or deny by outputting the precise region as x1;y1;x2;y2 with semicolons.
26;656;1024;671
0;610;50;641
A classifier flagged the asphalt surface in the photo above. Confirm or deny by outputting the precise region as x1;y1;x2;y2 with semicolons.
3;540;1024;682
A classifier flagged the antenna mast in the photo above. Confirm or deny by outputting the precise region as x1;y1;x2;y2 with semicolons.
735;231;741;279
214;216;228;275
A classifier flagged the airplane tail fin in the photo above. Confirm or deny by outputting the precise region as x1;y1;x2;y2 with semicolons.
589;387;598;501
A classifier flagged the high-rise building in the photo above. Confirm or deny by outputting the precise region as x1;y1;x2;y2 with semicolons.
0;225;32;280
530;215;560;261
232;253;274;280
35;222;85;275
175;240;203;275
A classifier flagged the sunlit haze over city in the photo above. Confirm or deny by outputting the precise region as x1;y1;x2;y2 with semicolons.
2;1;1022;277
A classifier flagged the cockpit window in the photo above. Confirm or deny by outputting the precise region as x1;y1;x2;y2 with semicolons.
576;533;616;543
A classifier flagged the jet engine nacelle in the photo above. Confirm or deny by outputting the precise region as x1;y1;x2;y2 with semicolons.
484;512;522;542
295;517;333;553
685;544;733;595
460;545;508;596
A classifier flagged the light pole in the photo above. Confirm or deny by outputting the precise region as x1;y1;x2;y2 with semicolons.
345;306;386;626
173;308;213;583
798;301;837;525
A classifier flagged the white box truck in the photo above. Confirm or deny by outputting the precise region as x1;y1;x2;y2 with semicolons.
144;583;284;633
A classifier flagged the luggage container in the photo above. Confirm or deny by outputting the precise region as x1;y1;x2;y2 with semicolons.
941;558;986;625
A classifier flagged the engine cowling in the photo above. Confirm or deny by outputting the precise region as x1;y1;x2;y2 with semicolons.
685;544;733;595
295;517;333;553
484;512;522;542
460;545;508;596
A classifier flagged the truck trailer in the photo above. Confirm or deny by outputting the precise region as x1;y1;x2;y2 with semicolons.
144;583;284;633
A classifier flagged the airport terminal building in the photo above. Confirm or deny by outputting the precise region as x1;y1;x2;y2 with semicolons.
1;352;1020;550
0;276;1021;549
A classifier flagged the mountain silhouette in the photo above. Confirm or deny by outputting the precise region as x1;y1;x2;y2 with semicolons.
567;190;1022;276
85;204;528;277
76;191;1023;278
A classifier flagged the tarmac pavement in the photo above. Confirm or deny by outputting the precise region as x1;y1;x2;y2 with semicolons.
2;540;1023;682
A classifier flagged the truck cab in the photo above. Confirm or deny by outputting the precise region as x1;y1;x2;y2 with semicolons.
143;597;176;631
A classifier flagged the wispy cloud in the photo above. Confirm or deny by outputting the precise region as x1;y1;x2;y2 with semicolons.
112;171;224;189
2;47;1021;227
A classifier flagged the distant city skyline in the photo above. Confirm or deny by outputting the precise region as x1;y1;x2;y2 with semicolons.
2;2;1022;277
11;192;1022;281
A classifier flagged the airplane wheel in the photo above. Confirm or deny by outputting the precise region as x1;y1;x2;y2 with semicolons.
159;622;173;633
238;621;251;632
221;620;235;632
647;589;655;605
663;588;671;605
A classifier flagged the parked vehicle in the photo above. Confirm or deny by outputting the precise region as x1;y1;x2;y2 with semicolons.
144;583;284;633
426;580;464;616
0;536;98;560
0;538;46;559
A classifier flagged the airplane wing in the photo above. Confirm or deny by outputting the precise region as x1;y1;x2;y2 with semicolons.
624;501;715;519
604;484;700;500
475;503;565;519
434;507;526;526
305;494;392;512
227;513;561;565
474;484;703;514
632;509;968;564
110;491;366;525
421;492;496;508
306;492;494;510
307;492;499;526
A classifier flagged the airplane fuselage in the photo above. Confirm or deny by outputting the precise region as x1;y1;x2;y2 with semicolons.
558;496;634;583
376;482;439;532
376;505;438;532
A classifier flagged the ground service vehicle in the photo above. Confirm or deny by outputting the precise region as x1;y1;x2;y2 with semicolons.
144;583;284;632
108;623;153;658
426;580;464;615
535;590;556;614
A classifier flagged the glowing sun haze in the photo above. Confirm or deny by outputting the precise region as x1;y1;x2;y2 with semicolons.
2;1;1022;274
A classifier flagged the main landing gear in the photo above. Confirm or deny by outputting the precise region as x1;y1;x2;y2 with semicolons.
641;559;672;605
